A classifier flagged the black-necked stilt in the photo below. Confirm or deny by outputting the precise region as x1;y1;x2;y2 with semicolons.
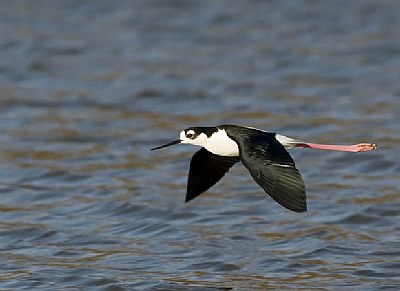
151;125;377;212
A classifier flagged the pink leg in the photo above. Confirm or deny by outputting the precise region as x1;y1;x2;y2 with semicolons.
295;142;377;152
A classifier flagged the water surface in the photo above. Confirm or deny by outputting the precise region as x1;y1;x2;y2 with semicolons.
1;1;400;290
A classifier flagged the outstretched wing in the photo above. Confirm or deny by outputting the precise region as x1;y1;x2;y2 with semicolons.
186;148;239;202
224;126;307;212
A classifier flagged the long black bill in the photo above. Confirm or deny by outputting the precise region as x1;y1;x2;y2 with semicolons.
151;140;181;151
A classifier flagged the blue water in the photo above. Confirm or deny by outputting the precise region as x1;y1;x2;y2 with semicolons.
1;1;400;290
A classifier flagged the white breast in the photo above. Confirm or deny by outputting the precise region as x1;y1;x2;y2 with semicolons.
204;129;239;156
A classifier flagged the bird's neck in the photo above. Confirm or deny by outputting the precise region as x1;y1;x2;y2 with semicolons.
204;129;239;156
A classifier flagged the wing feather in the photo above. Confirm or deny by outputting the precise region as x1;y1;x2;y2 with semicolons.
186;148;239;202
223;125;307;212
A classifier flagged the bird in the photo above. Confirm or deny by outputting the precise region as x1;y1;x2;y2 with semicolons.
151;124;377;212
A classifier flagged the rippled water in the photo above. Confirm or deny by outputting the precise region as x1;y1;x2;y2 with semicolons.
1;1;400;290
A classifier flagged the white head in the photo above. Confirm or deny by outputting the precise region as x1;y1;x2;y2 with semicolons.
151;126;239;156
151;127;215;150
179;128;209;146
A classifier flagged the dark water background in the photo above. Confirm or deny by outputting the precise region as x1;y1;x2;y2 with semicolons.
1;1;400;290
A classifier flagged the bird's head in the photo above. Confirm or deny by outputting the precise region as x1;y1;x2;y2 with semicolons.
151;127;211;150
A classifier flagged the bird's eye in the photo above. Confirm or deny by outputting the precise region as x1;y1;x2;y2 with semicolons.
185;129;196;139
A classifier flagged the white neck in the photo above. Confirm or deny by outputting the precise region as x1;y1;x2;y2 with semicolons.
204;129;239;156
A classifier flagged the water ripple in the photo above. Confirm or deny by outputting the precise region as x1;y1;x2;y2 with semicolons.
1;0;400;290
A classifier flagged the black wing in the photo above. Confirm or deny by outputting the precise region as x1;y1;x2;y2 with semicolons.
224;126;307;212
186;148;239;202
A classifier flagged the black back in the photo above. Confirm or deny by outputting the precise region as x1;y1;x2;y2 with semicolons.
222;125;307;212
